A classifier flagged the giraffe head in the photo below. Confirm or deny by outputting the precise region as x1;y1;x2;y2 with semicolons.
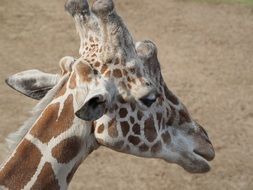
6;0;215;175
64;0;215;173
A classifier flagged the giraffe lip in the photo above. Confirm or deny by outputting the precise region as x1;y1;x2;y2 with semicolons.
177;153;211;173
193;146;215;161
194;150;212;161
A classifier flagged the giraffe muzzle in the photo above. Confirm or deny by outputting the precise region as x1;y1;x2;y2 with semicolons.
193;125;215;161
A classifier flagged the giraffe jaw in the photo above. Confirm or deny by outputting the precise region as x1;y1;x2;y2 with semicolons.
162;150;212;174
162;126;215;174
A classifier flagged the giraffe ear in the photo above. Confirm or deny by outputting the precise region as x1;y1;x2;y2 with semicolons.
75;94;107;121
5;70;60;100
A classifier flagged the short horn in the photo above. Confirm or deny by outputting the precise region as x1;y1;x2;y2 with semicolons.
135;40;158;60
65;0;89;17
91;0;114;18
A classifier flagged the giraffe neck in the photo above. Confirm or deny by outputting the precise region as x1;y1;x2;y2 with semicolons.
0;87;98;190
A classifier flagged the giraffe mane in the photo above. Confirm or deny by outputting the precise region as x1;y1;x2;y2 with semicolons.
5;74;69;152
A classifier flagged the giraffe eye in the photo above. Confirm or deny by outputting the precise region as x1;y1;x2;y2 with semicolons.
139;94;157;107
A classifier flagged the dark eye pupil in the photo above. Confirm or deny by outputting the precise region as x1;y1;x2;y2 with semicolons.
140;97;156;107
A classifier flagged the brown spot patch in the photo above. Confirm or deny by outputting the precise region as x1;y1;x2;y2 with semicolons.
0;139;42;190
101;65;108;74
89;36;94;42
69;73;76;89
93;69;98;75
179;109;191;125
120;121;130;137
94;61;101;67
55;82;67;98
106;59;113;64
132;123;141;135
130;102;136;111
166;106;176;126
139;144;149;152
137;111;144;121
164;86;179;105
30;95;74;143
52;136;82;164
108;119;118;138
114;57;120;65
162;131;171;144
144;116;157;142
119;108;128;118
130;116;135;124
128;136;140;145
120;82;128;90
97;124;105;134
76;62;92;82
31;162;60;190
113;69;123;78
91;122;96;134
151;141;162;154
129;68;136;74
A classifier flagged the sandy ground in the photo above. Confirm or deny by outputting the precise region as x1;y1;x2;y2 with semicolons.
0;0;253;189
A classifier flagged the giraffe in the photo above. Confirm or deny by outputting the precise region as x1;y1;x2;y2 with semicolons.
0;56;105;190
1;0;215;189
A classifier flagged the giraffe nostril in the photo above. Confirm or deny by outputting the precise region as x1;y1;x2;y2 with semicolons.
196;124;213;145
198;124;208;137
204;136;212;145
200;128;212;145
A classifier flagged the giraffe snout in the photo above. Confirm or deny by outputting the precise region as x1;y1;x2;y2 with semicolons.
193;127;215;161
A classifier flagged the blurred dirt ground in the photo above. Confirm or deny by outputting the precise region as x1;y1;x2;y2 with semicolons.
0;0;253;189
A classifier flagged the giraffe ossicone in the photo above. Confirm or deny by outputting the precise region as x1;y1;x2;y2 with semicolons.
1;0;215;189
